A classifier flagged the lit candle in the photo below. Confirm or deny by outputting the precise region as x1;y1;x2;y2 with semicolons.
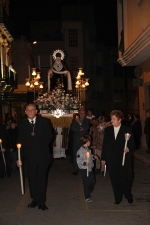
122;133;131;166
86;152;90;177
104;164;106;177
0;139;6;170
17;143;24;195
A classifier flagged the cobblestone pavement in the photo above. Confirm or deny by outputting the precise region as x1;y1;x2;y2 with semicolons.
0;148;150;225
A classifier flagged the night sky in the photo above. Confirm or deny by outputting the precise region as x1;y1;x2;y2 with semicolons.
9;0;117;47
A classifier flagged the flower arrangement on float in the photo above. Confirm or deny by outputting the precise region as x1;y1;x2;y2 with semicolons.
35;88;79;112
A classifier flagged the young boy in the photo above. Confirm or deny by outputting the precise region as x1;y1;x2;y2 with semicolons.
77;135;98;202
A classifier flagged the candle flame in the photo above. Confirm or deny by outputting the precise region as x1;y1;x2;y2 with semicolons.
0;139;2;143
17;143;22;148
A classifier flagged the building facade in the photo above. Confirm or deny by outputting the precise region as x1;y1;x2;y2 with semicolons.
30;2;137;117
117;0;150;147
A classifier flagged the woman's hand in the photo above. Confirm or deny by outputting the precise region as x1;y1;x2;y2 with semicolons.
16;160;22;167
124;147;129;153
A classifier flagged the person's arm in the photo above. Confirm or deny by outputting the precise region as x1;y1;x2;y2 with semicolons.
101;128;109;164
127;127;135;151
81;119;90;132
92;129;97;148
70;120;80;133
77;149;87;168
44;118;53;144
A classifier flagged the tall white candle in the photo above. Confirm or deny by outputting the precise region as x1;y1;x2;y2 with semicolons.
122;133;130;166
104;164;106;177
86;152;90;177
0;139;6;170
17;143;24;195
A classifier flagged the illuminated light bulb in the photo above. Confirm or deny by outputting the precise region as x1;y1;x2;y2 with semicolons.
25;81;30;86
76;75;81;79
30;84;34;88
78;68;84;76
85;82;89;86
76;81;80;85
36;72;41;79
31;68;36;76
34;81;39;86
39;84;43;89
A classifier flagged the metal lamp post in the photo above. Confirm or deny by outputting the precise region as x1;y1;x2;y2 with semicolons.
25;68;44;101
75;68;89;102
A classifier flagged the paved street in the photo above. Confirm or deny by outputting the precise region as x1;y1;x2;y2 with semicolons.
0;149;150;225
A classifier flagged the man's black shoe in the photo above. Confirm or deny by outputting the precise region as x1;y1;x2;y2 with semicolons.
72;172;78;175
38;204;48;210
128;198;133;203
114;201;121;204
28;200;38;208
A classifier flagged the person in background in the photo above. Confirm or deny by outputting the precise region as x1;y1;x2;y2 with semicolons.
126;113;134;127
7;119;18;173
89;117;98;136
70;109;90;175
17;103;53;210
67;113;80;164
92;116;107;174
101;110;135;205
77;135;98;202
0;121;7;178
144;109;150;154
5;117;11;130
36;109;42;117
86;109;95;120
131;113;142;150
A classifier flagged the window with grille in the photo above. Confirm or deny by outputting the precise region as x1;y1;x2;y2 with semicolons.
69;29;78;47
70;57;79;71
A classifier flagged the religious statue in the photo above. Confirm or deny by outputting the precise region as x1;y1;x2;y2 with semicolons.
47;49;72;92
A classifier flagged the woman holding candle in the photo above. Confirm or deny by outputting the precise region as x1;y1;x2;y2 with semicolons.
101;110;135;204
76;135;98;203
16;103;53;210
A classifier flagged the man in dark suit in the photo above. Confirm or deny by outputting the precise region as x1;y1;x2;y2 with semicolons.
70;109;90;175
101;110;135;204
17;103;53;210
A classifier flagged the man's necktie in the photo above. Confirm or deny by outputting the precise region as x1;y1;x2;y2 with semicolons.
31;120;34;127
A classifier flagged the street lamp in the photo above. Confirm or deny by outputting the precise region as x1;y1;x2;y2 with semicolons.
25;68;44;101
75;68;89;101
